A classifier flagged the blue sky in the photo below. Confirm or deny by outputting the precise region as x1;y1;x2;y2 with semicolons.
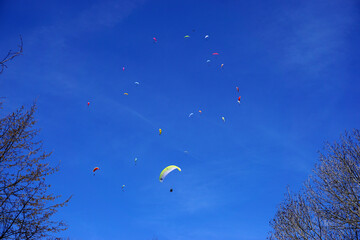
1;0;360;239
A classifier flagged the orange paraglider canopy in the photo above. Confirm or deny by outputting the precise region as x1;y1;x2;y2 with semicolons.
93;167;99;172
236;87;239;92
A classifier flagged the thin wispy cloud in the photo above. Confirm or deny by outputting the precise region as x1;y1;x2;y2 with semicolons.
99;95;154;126
76;0;147;31
4;0;149;103
30;0;147;40
265;1;358;74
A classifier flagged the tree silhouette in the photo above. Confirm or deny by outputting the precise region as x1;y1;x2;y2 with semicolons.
269;130;360;239
0;103;71;239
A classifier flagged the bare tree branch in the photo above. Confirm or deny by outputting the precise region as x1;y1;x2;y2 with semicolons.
0;35;23;75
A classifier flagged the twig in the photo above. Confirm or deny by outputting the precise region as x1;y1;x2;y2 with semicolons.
0;35;23;75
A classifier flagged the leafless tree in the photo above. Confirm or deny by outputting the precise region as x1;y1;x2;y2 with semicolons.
269;187;334;240
305;129;360;239
0;35;23;75
269;129;360;239
0;102;71;239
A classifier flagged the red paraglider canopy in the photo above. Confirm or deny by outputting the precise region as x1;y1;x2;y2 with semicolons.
93;167;99;172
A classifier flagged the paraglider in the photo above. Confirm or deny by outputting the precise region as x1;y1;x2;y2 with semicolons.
134;157;137;165
123;67;125;71
189;113;194;117
238;96;241;103
93;167;99;176
205;35;209;39
170;188;173;192
212;52;219;55
134;82;140;85
221;64;224;68
153;37;157;43
222;116;225;122
206;60;211;63
124;93;129;95
236;87;239;92
199;110;202;113
87;102;90;106
122;185;125;191
159;165;181;182
159;129;162;135
184;35;190;38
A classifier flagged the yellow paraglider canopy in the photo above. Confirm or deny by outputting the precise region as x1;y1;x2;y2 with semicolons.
159;165;181;182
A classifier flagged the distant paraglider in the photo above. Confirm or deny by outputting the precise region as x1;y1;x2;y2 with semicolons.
134;82;140;85
238;96;241;103
153;37;157;43
205;35;209;39
134;157;137;165
189;113;194;117
87;102;90;106
159;129;162;135
93;167;99;176
212;52;219;55
159;165;181;182
122;185;126;191
222;117;225;122
221;64;224;68
184;35;190;38
122;67;125;71
124;93;129;95
236;87;239;92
